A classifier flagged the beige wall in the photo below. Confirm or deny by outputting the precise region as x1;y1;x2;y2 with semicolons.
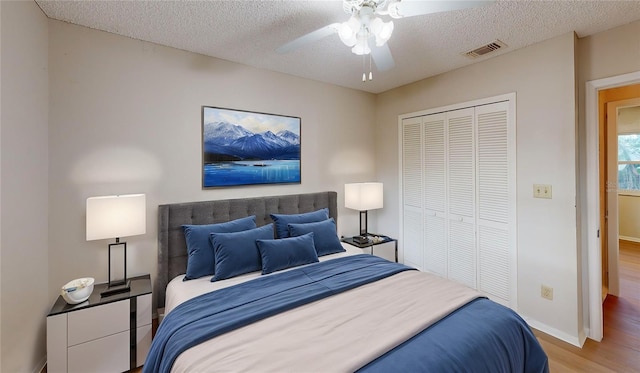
577;20;640;87
375;33;581;343
619;195;640;241
0;2;3;368
47;21;377;312
0;1;3;368
0;1;50;372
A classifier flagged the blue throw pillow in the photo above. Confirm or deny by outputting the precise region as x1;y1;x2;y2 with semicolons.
256;233;319;275
288;218;346;257
182;216;257;280
270;208;329;239
210;224;274;281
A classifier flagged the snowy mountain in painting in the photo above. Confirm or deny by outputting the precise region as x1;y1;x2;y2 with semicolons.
277;130;300;145
204;121;253;145
204;121;300;161
261;131;292;148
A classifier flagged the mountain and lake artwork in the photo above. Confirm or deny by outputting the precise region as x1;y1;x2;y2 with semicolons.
202;106;301;187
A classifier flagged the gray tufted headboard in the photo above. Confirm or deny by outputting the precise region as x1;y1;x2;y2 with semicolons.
156;191;338;308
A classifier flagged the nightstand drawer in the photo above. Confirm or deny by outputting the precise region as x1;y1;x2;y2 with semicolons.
68;330;129;373
68;299;129;346
136;324;152;367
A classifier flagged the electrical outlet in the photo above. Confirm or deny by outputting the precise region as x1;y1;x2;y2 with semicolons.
541;285;553;300
533;184;552;199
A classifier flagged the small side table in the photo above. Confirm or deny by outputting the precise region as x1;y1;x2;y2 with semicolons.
342;234;398;263
47;274;152;373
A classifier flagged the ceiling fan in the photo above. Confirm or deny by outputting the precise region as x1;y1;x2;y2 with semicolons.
277;0;494;80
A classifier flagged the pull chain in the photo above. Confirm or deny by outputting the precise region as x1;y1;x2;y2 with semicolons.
362;54;373;82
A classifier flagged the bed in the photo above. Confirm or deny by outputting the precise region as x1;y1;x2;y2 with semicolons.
148;191;549;373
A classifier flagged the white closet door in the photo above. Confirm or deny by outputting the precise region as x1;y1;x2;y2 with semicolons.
446;108;476;289
423;113;447;276
402;117;424;270
476;101;514;304
399;95;516;309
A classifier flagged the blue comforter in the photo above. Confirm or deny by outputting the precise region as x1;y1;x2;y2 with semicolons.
359;298;549;373
145;255;549;373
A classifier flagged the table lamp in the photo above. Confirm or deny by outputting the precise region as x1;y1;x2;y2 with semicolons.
86;194;146;297
345;182;383;244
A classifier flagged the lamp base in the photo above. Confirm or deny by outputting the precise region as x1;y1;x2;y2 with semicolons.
100;280;131;297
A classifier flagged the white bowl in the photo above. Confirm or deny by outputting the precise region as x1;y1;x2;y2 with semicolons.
61;277;95;304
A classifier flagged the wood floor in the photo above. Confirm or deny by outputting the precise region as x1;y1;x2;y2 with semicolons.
534;240;640;372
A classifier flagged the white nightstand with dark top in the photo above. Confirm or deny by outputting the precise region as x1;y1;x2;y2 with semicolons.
47;274;152;373
342;234;398;262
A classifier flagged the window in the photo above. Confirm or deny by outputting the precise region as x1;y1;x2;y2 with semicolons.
618;133;640;191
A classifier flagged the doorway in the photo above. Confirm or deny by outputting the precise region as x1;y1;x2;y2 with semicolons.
586;71;640;342
603;95;640;301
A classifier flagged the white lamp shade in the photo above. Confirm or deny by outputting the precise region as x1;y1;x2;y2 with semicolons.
345;183;383;211
351;34;371;56
86;194;146;241
338;16;359;47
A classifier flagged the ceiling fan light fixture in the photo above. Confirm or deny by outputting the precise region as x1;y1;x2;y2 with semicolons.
344;0;365;14
386;0;403;19
370;18;394;46
369;17;382;32
338;16;361;47
352;35;371;55
277;0;495;78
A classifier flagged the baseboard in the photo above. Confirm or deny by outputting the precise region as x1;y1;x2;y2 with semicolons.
35;356;47;373
579;328;588;346
619;237;640;247
524;317;583;347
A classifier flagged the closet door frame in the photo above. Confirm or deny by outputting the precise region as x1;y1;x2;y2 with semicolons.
397;93;517;309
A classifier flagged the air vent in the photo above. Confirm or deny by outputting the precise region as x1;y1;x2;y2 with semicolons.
463;40;507;59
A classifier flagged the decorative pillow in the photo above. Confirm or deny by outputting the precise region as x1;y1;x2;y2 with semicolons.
270;208;329;239
256;233;319;275
182;216;257;280
210;224;274;281
288;218;346;257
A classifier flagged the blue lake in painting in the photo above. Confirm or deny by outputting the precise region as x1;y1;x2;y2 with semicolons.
204;160;301;187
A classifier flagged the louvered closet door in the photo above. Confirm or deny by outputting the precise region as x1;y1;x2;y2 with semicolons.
400;96;516;308
423;113;447;276
446;108;477;289
402;117;424;270
476;101;513;304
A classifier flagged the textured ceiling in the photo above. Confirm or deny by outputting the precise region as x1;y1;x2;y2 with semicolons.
36;0;640;94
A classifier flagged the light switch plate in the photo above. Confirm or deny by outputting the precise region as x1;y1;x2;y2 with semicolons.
533;184;552;199
541;285;554;300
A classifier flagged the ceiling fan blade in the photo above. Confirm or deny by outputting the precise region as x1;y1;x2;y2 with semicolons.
394;0;494;18
371;43;395;71
276;23;340;54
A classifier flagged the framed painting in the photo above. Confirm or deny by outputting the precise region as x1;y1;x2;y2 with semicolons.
202;106;301;188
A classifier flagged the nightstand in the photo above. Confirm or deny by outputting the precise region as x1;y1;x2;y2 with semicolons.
342;234;398;262
47;274;152;373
